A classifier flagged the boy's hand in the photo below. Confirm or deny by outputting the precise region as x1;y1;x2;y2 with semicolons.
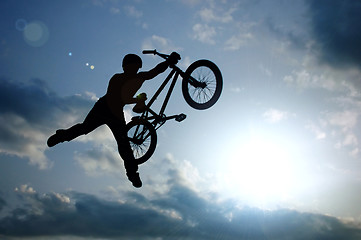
136;93;147;101
167;52;181;65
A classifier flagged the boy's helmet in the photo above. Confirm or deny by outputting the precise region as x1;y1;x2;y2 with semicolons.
122;54;142;68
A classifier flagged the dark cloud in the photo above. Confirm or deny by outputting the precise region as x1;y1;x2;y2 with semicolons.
0;78;92;126
0;78;53;123
265;16;308;51
1;181;361;239
307;0;361;69
0;78;94;168
0;197;6;212
0;191;180;239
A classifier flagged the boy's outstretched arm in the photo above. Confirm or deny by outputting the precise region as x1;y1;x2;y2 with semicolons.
139;52;180;81
139;61;169;80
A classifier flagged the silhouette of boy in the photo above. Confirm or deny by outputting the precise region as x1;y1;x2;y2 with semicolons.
47;53;179;188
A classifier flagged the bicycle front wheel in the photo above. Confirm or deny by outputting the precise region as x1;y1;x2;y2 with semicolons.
126;119;157;165
182;60;223;110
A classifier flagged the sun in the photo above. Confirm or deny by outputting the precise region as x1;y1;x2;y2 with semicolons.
224;131;296;206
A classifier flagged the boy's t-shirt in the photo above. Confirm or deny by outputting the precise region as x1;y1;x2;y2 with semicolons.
104;61;169;120
105;73;145;120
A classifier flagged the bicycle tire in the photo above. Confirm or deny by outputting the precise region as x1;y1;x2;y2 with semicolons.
126;119;157;165
182;60;223;110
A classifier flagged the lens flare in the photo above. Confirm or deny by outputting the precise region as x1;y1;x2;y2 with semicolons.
15;19;27;31
23;21;49;47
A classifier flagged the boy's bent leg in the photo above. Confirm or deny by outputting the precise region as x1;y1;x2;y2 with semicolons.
105;107;142;188
121;142;142;188
113;129;142;188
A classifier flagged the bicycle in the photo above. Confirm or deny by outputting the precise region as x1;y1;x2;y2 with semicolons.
126;49;223;164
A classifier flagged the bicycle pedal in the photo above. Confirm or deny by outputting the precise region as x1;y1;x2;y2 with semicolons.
175;113;186;122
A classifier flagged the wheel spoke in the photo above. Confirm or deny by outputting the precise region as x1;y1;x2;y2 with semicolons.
126;120;156;163
188;66;218;104
182;60;222;110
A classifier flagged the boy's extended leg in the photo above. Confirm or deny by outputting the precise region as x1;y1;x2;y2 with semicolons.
47;123;88;147
47;100;105;147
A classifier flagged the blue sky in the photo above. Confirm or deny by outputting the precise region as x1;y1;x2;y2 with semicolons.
1;0;361;239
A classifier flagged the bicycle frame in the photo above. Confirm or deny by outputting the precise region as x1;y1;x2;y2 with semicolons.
133;50;208;130
137;66;184;130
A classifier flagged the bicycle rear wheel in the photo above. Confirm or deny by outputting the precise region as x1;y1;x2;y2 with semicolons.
182;60;223;110
126;119;157;165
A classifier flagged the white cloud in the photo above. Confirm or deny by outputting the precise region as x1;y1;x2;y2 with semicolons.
192;23;216;45
92;0;105;6
0;113;51;169
123;5;143;18
190;2;256;50
224;21;256;51
326;111;358;132
224;33;253;50
178;55;192;70
164;154;203;191
74;125;114;144
263;108;291;123
323;110;360;157
198;7;234;23
142;35;183;54
230;86;242;93
349;147;359;158
259;63;273;77
283;51;361;157
181;0;202;6
284;53;361;95
15;184;36;194
284;69;337;91
54;193;71;203
84;91;99;101
109;7;120;14
343;133;358;147
74;144;124;176
306;122;326;140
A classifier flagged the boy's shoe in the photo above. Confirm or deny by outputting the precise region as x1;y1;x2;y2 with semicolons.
47;130;66;147
127;172;142;188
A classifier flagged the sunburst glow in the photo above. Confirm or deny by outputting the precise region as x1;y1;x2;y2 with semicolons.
225;132;296;206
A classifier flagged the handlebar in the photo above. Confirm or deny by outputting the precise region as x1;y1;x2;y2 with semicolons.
142;49;170;60
142;49;157;55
